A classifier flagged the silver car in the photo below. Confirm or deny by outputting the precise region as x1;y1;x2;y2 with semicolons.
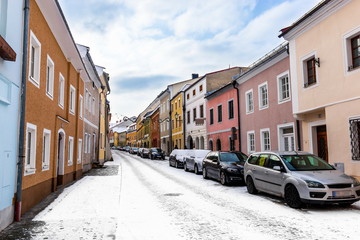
244;151;360;208
183;149;210;174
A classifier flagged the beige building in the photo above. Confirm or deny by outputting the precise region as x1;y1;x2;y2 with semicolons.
280;0;360;178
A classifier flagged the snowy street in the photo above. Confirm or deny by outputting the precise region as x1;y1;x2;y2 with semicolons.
2;150;360;240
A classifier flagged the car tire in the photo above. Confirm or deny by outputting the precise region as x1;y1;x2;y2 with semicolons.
194;165;199;175
202;167;208;179
246;176;258;194
184;162;188;171
284;184;302;209
150;155;153;160
220;171;227;185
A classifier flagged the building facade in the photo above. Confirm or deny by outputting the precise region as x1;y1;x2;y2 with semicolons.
205;83;240;152
150;108;160;147
0;0;23;230
21;0;86;215
280;0;360;178
236;43;297;155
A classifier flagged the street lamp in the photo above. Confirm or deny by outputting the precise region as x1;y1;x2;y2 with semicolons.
158;117;170;123
123;116;136;123
174;112;182;122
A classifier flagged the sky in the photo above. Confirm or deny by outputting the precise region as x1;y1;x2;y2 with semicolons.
58;0;322;122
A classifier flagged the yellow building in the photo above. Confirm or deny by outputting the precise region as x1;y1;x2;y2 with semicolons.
280;0;360;178
126;123;137;147
171;87;187;149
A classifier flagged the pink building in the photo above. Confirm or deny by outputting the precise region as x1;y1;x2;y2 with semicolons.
235;43;298;155
205;83;240;151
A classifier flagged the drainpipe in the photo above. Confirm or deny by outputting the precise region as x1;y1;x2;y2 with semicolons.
296;120;302;151
232;80;242;151
15;0;30;221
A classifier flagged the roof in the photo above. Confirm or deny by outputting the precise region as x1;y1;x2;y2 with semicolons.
278;0;331;38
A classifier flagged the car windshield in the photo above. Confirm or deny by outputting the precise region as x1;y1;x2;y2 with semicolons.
280;154;335;171
133;148;138;150
220;152;246;162
152;148;161;152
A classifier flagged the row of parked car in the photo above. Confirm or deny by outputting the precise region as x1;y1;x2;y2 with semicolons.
116;146;166;160
169;149;360;208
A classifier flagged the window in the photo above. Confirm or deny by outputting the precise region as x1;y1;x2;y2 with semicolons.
228;100;234;119
59;73;65;108
46;55;54;99
193;89;196;96
68;136;74;166
258;83;268;109
245;90;254;114
260;129;270;151
193;108;197;122
351;35;360;70
187;94;189;100
187;111;190;124
42;129;51;171
199;85;203;92
25;123;37;175
278;72;290;103
301;53;318;88
92;97;95;114
0;74;11;104
350;118;360;160
69;85;76;115
209;109;214;125
216;139;221;151
217;105;222;123
209;140;213;151
29;31;41;87
247;131;255;153
199;104;204;118
79;95;83;119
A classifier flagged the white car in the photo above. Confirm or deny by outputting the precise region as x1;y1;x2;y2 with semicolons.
169;149;191;168
183;149;211;174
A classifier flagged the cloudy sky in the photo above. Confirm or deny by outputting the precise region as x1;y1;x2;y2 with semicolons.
58;0;321;122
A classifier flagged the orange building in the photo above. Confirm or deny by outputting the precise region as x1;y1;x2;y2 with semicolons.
21;0;86;214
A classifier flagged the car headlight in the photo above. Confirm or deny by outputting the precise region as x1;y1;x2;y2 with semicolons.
226;168;238;173
305;180;325;188
352;177;360;187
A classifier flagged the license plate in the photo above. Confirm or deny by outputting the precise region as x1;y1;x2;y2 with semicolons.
332;190;352;197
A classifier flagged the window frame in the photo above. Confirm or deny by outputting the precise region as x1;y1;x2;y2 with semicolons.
58;73;65;108
199;104;204;118
217;104;223;123
0;0;8;37
277;71;291;104
301;52;319;89
247;130;255;154
45;55;54;99
260;128;271;151
79;95;83;119
228;99;234;119
193;107;197;122
245;89;254;114
258;82;268;110
209;108;214;125
343;26;360;73
42;128;51;171
69;85;76;115
349;117;360;161
68;136;74;166
25;123;37;175
28;31;41;87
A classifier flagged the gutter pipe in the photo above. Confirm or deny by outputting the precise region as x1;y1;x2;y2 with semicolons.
232;80;242;151
15;0;30;221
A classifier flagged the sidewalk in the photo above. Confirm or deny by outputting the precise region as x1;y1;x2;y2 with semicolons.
0;164;120;240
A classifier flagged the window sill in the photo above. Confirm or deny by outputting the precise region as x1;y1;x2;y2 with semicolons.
29;76;40;88
24;168;36;176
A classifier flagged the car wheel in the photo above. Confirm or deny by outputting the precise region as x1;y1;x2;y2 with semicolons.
150;155;153;160
194;165;199;175
184;162;188;171
169;160;171;166
220;171;227;185
202;167;208;179
246;176;258;194
284;184;302;209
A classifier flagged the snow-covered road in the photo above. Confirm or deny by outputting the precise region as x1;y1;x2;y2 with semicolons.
31;151;360;240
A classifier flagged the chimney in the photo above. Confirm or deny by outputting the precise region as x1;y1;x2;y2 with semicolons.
192;73;199;79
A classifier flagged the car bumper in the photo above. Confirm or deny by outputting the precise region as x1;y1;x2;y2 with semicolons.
299;186;360;204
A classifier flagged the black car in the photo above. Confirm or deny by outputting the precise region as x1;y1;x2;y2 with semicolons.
130;147;139;154
149;148;165;160
202;151;247;185
141;148;150;158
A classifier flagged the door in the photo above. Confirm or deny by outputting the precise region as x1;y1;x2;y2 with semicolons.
316;125;328;162
263;155;284;195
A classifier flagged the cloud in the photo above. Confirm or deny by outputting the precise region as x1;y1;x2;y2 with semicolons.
58;0;322;120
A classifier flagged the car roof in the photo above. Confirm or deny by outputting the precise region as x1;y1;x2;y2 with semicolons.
250;151;312;156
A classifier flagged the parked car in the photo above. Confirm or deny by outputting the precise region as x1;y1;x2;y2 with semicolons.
137;148;144;156
149;148;165;160
169;149;190;168
141;148;150;158
244;151;360;208
124;146;131;152
202;151;248;185
184;149;211;174
130;147;139;154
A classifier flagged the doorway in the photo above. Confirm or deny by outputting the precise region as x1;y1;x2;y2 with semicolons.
316;125;328;162
57;130;65;186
